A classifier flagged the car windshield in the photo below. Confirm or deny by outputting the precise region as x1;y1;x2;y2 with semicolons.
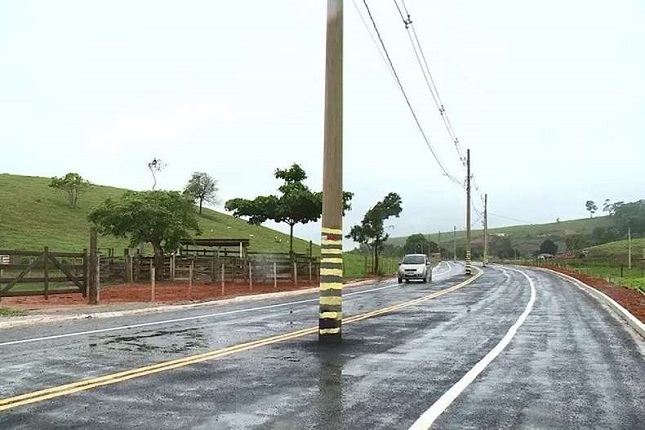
402;255;425;264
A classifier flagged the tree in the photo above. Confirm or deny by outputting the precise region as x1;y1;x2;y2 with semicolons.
490;236;515;259
613;199;645;236
565;234;588;252
538;239;558;256
403;234;438;255
88;191;200;278
346;192;403;275
49;173;91;208
148;158;165;190
185;172;219;214
585;200;597;218
225;163;353;254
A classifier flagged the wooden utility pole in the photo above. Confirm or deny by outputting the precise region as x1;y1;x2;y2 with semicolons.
465;149;472;275
89;228;99;305
483;193;488;267
453;226;457;261
628;226;632;269
319;0;344;344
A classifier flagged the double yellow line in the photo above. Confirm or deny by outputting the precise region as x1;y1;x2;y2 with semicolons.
0;268;482;412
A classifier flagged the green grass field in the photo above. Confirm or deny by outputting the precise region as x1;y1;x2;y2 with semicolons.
387;216;613;256
0;173;314;254
342;253;399;279
555;238;645;292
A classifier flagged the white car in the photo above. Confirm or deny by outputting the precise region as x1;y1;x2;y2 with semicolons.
397;254;432;284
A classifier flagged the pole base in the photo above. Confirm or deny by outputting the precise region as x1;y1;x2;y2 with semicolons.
318;332;342;344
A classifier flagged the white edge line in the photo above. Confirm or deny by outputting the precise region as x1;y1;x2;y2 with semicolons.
408;267;536;430
0;282;405;347
0;277;391;331
1;261;460;346
534;266;645;339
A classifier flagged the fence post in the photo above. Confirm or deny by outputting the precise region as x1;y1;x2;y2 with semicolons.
221;263;225;295
249;262;253;291
211;256;216;284
309;261;312;285
171;254;176;282
43;246;49;300
151;267;156;302
82;248;88;298
97;254;101;303
273;262;277;289
189;261;194;298
89;228;99;305
294;262;298;287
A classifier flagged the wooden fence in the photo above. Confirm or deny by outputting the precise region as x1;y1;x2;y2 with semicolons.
0;247;87;300
96;249;319;285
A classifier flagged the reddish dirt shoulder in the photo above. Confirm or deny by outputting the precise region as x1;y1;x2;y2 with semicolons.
0;277;385;311
542;266;645;323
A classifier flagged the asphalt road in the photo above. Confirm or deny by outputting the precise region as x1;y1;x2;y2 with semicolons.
0;262;643;429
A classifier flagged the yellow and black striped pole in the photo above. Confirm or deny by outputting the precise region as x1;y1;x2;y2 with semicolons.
319;0;343;343
465;149;472;276
319;228;343;341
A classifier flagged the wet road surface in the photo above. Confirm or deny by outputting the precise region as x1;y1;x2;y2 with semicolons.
0;262;643;429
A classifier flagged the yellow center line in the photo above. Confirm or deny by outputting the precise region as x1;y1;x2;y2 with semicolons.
0;267;482;412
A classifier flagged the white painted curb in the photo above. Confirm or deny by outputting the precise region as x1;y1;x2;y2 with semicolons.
0;278;392;330
532;266;645;339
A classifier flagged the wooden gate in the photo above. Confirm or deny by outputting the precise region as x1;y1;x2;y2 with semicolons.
0;247;87;300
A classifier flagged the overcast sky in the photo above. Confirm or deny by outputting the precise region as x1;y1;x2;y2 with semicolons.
1;0;643;246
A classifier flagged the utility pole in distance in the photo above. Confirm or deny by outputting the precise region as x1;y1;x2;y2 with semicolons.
628;226;632;269
453;225;457;261
319;0;344;344
438;230;442;259
483;193;488;267
465;149;472;275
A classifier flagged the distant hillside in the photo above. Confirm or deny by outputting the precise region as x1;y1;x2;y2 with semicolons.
585;238;645;262
387;216;614;256
0;174;315;254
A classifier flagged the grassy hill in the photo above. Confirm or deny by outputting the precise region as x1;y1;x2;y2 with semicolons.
387;216;614;256
585;238;645;262
0;174;315;254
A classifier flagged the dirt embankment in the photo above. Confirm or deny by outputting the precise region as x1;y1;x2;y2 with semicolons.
543;266;645;323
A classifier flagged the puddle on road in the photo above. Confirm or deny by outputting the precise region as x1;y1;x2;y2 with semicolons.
102;328;208;354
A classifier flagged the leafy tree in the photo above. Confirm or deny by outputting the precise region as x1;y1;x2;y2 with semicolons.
565;234;589;252
185;172;219;214
225;164;353;254
148;158;165;190
88;191;200;278
49;172;91;208
346;193;403;275
613;199;645;236
403;234;438;255
585;200;597;218
490;236;515;259
538;239;558;256
591;226;619;246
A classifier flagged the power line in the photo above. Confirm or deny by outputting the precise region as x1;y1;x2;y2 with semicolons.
351;0;396;82
392;0;466;166
489;212;532;224
360;0;462;186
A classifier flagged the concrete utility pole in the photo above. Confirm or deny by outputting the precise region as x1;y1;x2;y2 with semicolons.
483;194;488;267
465;149;472;275
319;0;344;344
628;226;632;269
438;231;442;259
453;226;457;261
